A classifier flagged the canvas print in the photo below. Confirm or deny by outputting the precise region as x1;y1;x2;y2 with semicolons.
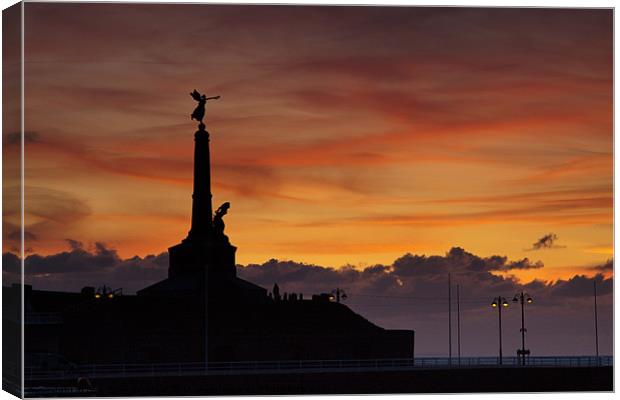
2;2;613;397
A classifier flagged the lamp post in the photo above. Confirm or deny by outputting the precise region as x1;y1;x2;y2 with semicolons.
448;273;452;367
457;284;461;366
594;281;599;365
513;291;533;366
491;296;509;365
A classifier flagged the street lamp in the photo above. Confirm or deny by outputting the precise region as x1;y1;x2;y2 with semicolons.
491;296;509;365
513;291;533;366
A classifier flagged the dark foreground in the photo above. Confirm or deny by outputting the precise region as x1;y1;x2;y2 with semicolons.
25;366;612;396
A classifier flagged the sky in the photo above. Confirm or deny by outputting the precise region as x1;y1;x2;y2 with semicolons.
2;4;613;356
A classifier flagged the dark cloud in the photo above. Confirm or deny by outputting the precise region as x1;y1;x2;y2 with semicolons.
529;233;566;250
25;242;119;274
2;252;21;274
65;238;83;251
4;245;546;299
3;240;169;293
239;259;377;297
504;258;544;270
388;247;542;278
3;244;612;356
8;245;604;304
234;248;585;312
235;247;608;314
549;273;612;298
589;259;613;272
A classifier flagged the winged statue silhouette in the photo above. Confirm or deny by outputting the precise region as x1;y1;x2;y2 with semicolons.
190;90;220;123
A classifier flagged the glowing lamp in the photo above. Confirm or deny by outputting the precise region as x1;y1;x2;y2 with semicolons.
95;294;101;299
527;298;533;304
108;294;114;299
502;301;509;307
491;302;497;307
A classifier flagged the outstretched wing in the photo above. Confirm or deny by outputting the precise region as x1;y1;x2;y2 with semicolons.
190;89;202;101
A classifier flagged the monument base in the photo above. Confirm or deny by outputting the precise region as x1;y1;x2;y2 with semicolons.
168;237;237;280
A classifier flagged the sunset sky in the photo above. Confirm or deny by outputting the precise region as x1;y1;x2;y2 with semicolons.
9;4;611;279
2;3;613;356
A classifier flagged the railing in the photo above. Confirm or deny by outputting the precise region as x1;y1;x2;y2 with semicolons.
24;356;612;381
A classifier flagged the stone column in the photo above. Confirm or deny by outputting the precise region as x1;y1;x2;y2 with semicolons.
188;123;213;240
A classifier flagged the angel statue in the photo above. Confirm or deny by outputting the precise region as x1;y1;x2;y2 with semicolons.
190;89;220;123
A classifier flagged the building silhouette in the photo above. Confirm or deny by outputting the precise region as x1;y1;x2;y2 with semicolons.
12;121;415;365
